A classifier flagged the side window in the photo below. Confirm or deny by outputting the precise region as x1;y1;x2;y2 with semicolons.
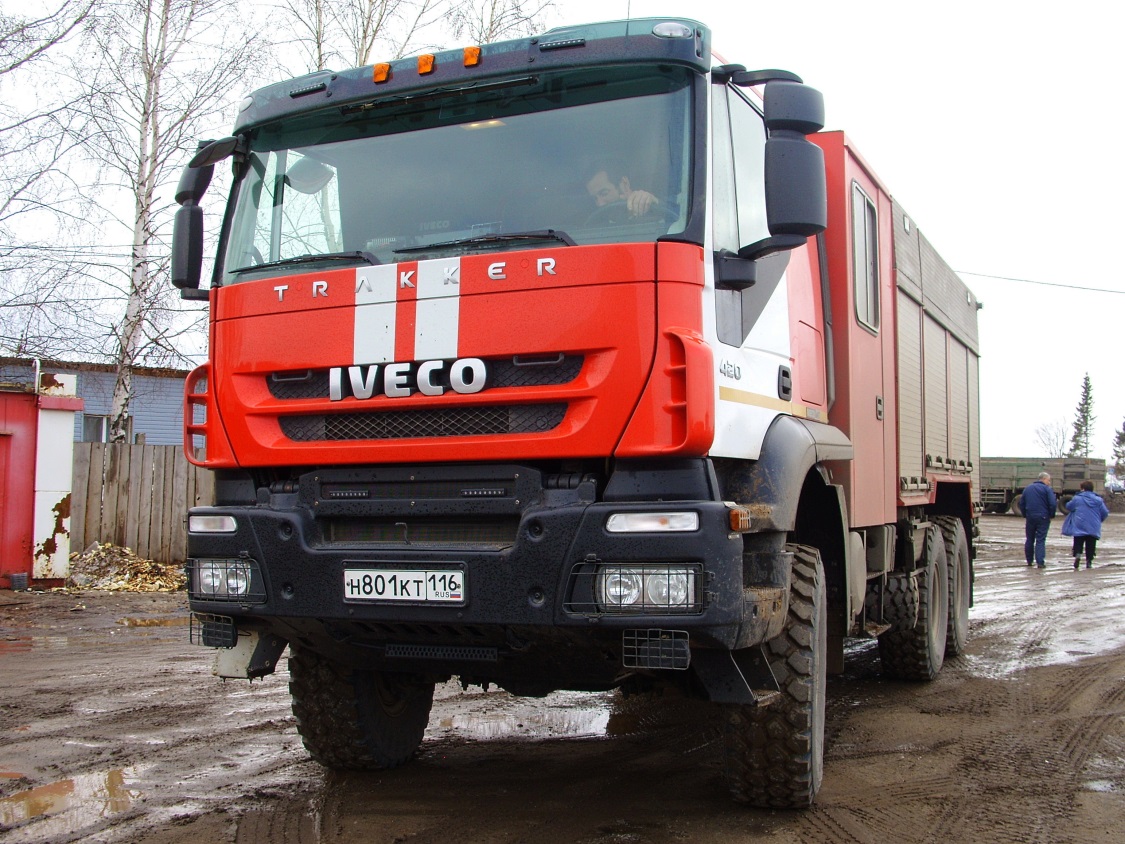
710;85;737;254
852;183;879;331
728;91;769;249
712;86;787;347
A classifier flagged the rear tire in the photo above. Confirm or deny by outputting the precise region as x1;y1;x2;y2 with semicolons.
935;516;971;657
878;524;948;680
289;645;435;770
881;570;919;631
723;545;827;808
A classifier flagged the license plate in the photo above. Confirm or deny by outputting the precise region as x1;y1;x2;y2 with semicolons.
343;568;465;604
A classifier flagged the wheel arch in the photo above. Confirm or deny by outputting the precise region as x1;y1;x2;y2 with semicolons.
930;478;976;553
714;415;854;671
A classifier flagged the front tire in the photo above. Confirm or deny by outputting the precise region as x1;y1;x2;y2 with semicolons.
723;545;827;808
289;645;435;770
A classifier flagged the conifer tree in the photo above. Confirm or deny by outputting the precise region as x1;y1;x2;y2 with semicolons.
1066;374;1094;458
1111;417;1125;476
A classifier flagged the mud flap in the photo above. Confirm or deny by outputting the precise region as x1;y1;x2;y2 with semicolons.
691;646;780;705
212;630;288;680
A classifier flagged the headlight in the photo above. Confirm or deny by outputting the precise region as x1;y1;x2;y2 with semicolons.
605;512;699;533
190;558;264;603
189;514;237;533
595;565;697;612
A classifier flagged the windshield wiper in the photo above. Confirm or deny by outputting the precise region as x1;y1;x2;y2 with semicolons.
229;250;379;274
393;230;576;255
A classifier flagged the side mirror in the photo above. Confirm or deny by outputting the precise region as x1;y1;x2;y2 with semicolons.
739;81;827;263
172;203;206;297
171;144;217;299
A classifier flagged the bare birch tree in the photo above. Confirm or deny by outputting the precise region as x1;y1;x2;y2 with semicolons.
77;0;261;441
1034;418;1069;459
447;0;554;44
280;0;442;75
0;1;99;355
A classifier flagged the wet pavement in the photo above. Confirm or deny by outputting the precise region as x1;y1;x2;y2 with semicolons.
2;513;1124;842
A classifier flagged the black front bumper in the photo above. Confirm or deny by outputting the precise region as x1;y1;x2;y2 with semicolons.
186;461;787;692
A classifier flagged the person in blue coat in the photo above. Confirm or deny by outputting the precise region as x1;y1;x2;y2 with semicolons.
1062;480;1110;569
1022;472;1057;568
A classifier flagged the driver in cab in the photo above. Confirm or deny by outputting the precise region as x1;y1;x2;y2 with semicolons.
585;161;660;218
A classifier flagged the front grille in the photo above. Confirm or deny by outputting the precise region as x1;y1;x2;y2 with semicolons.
325;517;520;546
268;355;583;400
280;404;566;441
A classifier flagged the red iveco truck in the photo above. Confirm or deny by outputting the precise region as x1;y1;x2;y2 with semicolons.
171;17;979;809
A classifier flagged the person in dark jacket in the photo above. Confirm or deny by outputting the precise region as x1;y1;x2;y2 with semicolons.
1062;480;1110;568
1022;472;1057;568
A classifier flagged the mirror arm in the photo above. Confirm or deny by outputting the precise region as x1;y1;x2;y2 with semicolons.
737;234;808;263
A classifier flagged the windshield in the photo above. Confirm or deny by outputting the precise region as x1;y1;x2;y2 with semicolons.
217;66;693;282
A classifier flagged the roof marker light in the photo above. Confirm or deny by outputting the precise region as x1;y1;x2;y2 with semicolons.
418;54;435;74
373;63;391;83
652;22;693;38
464;46;481;67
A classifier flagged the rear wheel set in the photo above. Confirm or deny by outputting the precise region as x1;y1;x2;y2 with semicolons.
878;523;949;680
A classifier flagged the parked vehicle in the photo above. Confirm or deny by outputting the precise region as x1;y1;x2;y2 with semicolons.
170;17;978;809
979;457;1107;514
1105;474;1124;496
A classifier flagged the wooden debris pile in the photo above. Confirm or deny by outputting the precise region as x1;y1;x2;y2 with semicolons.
67;542;186;592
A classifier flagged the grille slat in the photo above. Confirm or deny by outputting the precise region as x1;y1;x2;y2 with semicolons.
281;404;565;442
268;355;583;400
325;517;519;546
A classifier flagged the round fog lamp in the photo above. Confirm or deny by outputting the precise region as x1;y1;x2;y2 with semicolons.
226;565;250;596
199;567;223;594
601;569;642;606
646;571;690;606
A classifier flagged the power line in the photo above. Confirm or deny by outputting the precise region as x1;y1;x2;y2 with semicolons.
957;271;1125;295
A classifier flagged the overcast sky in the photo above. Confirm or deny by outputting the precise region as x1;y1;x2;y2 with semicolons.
546;0;1124;463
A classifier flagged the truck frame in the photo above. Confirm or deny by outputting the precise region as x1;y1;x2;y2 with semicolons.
171;17;979;809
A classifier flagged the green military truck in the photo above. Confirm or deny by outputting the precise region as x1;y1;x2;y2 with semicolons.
980;457;1107;515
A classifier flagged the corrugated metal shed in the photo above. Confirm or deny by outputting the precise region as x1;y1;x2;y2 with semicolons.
0;358;188;446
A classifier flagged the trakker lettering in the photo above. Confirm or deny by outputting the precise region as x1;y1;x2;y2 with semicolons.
328;357;488;401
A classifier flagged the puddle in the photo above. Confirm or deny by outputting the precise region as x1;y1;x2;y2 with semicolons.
116;616;189;628
1082;780;1120;793
0;638;32;655
428;690;611;741
0;767;144;836
0;635;73;655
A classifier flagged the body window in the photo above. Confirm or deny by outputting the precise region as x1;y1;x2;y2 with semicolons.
852;183;879;331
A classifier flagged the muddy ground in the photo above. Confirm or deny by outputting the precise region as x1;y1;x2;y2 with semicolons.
2;514;1124;843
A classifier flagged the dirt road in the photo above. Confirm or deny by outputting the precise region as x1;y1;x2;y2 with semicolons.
2;515;1124;843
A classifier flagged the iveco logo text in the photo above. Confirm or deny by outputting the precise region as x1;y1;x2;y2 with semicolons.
329;358;488;401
